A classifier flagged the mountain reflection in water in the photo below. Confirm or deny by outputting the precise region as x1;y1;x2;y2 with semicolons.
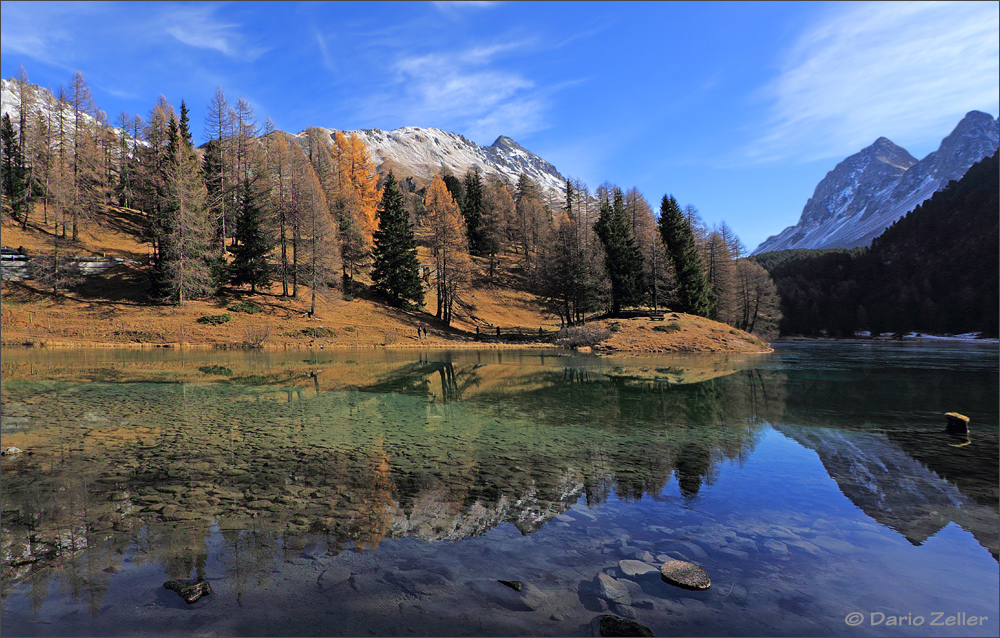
1;344;997;635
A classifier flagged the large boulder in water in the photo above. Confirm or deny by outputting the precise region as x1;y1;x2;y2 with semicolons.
659;560;710;590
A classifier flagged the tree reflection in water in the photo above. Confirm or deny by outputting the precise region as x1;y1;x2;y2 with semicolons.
1;345;995;622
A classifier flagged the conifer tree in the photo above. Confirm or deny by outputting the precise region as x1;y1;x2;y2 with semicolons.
204;86;234;252
594;187;645;315
1;114;28;223
658;194;713;317
371;172;424;308
461;169;485;255
331;131;380;291
287;142;336;316
424;175;472;325
8;68;36;228
156;101;214;304
442;174;465;211
537;211;600;326
230;164;274;294
481;175;514;282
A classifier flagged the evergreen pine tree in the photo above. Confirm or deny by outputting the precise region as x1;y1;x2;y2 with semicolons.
230;165;275;294
442;174;465;212
658;194;713;317
1;114;28;223
461;169;485;255
157;102;214;304
371;172;424;308
593;187;645;315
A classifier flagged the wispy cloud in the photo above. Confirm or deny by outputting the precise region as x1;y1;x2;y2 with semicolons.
748;1;999;163
0;2;101;72
431;1;501;19
360;38;554;141
314;29;336;73
157;3;267;61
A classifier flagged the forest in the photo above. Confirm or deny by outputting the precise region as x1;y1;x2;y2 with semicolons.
1;69;780;337
755;151;999;337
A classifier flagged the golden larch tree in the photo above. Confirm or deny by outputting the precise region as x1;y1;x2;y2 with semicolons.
424;175;472;326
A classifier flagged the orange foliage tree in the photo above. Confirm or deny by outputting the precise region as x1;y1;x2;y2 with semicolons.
332;131;381;291
424;176;472;326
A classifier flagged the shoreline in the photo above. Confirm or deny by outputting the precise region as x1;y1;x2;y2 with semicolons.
777;334;999;344
0;337;773;354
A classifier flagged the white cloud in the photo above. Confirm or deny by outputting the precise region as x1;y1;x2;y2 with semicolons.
431;1;501;18
158;4;266;61
750;1;999;163
360;39;551;141
0;2;100;72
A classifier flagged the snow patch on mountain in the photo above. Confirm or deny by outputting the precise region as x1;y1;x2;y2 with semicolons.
296;126;567;199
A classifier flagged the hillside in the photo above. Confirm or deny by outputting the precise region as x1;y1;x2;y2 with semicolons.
0;207;768;353
756;151;999;337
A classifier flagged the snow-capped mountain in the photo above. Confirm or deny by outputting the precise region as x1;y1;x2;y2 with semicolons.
4;78;569;201
753;111;1000;255
296;126;568;199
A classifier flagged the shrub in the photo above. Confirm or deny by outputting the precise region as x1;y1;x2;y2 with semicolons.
554;324;612;348
301;326;333;338
197;313;231;325
198;365;233;376
228;300;263;314
242;325;270;348
653;322;681;333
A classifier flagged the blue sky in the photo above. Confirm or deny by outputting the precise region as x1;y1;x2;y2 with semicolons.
2;1;998;251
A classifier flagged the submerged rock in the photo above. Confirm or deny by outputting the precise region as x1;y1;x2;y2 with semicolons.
618;559;657;577
596;614;655;637
164;579;212;604
659;560;710;590
594;572;631;605
498;579;523;592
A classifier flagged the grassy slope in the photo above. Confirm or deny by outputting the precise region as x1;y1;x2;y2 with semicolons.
0;208;769;353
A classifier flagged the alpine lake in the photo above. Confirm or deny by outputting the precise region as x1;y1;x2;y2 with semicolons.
1;341;997;637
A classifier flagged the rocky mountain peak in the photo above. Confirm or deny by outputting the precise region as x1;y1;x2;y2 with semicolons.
868;137;918;169
753;111;999;254
291;125;567;199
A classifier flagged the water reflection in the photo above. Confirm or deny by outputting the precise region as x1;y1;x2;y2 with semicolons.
1;345;997;633
1;350;775;606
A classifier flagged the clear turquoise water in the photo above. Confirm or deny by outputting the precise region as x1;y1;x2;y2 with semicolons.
1;342;997;636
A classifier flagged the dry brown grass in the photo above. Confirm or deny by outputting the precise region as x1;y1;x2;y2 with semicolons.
1;210;769;354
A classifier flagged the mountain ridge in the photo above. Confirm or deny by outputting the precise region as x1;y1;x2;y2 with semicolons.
291;125;567;199
753;110;1000;255
1;78;569;201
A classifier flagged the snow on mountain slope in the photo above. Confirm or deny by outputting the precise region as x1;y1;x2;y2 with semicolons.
296;126;568;199
4;76;569;201
753;111;1000;255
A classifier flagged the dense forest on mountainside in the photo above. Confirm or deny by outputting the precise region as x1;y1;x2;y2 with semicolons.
756;151;999;337
1;70;779;338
